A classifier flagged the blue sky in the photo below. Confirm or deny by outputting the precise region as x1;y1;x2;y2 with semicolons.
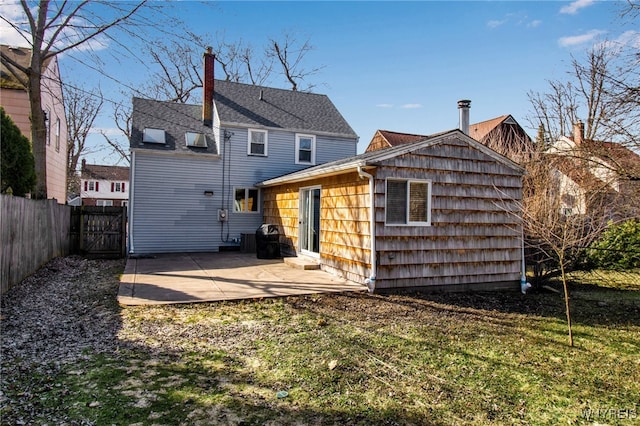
2;0;637;164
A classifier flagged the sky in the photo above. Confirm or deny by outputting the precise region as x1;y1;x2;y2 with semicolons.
2;0;638;165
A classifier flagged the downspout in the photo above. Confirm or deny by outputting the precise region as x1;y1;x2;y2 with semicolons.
520;219;531;294
357;166;376;293
128;150;135;254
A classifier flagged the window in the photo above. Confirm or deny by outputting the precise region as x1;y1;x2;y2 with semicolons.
45;109;51;145
248;129;267;156
296;134;315;165
96;200;113;207
55;117;60;152
112;182;123;192
234;188;259;213
385;179;431;226
85;181;99;192
143;128;166;144
185;132;208;147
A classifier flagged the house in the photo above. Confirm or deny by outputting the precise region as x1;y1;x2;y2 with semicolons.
0;45;68;203
366;102;533;165
259;129;525;292
547;121;640;220
80;160;129;207
468;114;534;164
128;48;358;254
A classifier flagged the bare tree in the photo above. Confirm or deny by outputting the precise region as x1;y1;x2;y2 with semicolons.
0;0;150;198
101;101;132;164
65;84;104;194
521;151;612;346
267;33;324;92
528;44;639;181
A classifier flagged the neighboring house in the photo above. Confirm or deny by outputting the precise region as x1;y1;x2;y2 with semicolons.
80;160;130;207
468;114;534;164
259;129;525;292
128;49;358;254
547;121;640;220
0;45;68;203
366;105;533;165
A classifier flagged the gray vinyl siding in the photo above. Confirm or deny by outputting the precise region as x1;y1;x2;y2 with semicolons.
130;127;357;254
222;127;357;185
130;153;222;254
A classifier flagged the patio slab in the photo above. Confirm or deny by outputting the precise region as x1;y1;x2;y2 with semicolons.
118;252;366;305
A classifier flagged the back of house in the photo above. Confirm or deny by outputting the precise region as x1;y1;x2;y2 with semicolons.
128;52;358;254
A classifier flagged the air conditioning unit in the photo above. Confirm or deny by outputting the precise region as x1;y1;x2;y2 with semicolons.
217;209;228;222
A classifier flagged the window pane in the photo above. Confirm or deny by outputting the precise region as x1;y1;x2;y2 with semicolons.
409;182;428;222
299;138;312;150
234;189;245;212
298;149;311;163
251;143;265;155
386;181;407;224
247;189;258;212
251;132;264;143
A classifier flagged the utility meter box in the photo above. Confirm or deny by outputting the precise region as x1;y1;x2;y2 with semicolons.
217;209;228;222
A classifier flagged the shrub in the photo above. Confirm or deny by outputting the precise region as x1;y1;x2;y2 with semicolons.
587;219;640;270
1;107;37;196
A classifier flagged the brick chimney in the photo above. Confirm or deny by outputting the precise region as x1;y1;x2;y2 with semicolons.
202;47;215;127
573;120;584;145
458;99;471;135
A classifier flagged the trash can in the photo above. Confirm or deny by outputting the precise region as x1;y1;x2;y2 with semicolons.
255;224;281;259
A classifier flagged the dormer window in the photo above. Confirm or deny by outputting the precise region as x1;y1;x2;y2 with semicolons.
143;128;166;144
248;129;268;156
185;132;208;148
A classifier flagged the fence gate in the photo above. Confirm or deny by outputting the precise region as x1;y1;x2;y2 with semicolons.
70;206;127;258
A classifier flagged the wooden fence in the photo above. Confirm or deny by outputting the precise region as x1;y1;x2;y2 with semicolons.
1;195;71;294
70;206;127;258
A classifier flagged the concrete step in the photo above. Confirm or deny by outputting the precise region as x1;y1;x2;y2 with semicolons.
283;256;320;270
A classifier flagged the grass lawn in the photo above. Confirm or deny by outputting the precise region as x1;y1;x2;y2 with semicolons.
2;267;639;425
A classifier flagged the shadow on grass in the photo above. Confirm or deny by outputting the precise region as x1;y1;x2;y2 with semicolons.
372;282;640;328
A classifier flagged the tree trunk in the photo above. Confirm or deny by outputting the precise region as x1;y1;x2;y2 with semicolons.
28;49;48;199
560;259;574;347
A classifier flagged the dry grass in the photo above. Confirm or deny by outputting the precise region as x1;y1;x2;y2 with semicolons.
1;258;638;425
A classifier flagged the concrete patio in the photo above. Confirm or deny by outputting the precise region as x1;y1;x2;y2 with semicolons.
118;252;366;305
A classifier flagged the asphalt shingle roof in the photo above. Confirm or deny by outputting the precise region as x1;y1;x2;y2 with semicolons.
82;164;130;181
213;79;357;138
130;98;219;155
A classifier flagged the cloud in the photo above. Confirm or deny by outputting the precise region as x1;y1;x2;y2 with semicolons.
90;127;122;136
558;29;606;47
487;19;507;29
488;13;541;29
560;0;595;15
376;104;394;108
597;30;640;53
401;104;422;109
0;3;30;47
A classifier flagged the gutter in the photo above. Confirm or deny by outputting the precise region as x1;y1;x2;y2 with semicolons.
357;166;376;293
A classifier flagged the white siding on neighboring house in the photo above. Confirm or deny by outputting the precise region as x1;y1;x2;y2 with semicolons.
81;178;129;201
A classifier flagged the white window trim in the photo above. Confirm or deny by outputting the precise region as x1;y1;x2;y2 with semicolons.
96;199;113;207
385;178;432;226
233;187;260;214
248;129;268;156
295;133;316;165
